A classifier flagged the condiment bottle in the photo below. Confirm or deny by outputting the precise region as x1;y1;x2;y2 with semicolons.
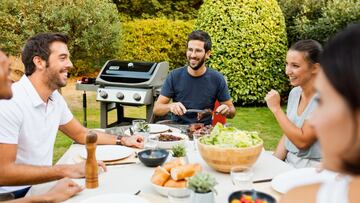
85;130;98;188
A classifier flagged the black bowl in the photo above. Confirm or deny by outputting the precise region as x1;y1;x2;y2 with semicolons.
138;149;169;167
228;190;276;203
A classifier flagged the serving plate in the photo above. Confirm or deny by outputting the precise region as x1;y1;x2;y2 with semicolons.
79;145;134;162
124;125;181;136
271;167;337;193
150;133;188;149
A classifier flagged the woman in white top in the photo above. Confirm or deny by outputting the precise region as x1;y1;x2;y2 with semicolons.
281;23;360;203
265;39;323;168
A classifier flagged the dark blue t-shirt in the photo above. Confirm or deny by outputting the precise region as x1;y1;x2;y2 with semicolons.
160;66;231;124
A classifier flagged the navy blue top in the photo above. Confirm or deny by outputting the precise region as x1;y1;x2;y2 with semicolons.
160;66;231;124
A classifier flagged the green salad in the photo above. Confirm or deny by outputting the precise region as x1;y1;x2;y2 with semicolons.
200;123;262;148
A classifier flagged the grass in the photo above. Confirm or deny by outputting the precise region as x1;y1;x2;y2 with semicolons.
53;86;283;163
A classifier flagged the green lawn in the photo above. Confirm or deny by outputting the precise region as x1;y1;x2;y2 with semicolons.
53;100;283;163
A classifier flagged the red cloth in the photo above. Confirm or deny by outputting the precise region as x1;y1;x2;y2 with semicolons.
212;100;226;126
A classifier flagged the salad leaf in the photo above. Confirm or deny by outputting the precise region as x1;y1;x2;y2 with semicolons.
200;123;262;148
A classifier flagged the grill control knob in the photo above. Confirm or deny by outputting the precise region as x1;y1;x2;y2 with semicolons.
99;91;108;99
116;92;124;100
133;93;141;101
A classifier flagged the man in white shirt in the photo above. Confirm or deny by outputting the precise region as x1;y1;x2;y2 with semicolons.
0;33;144;198
0;50;83;202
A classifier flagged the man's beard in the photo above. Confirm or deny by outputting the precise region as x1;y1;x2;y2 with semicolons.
45;63;67;90
188;57;205;71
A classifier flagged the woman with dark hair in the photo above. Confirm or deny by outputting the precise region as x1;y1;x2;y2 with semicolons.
281;23;360;203
265;39;323;168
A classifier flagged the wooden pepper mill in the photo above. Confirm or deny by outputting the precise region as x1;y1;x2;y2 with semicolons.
85;131;98;189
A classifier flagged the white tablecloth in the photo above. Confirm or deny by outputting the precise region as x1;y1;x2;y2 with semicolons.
27;142;293;202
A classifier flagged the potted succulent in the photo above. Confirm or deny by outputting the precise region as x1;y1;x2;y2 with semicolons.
187;172;217;203
171;144;188;163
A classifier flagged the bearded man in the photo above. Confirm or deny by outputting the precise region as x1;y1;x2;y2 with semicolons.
153;30;235;124
0;33;143;198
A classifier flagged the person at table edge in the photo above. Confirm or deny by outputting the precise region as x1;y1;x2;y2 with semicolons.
0;33;144;198
153;30;236;125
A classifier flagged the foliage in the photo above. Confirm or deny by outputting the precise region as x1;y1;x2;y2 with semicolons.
171;144;186;157
0;0;121;76
111;0;203;20
278;0;360;46
195;0;289;105
187;172;217;193
118;19;194;70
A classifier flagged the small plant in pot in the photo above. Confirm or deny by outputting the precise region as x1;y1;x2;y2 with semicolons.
187;172;217;203
171;144;188;163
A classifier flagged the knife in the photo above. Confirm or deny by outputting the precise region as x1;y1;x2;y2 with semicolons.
252;178;272;184
105;161;137;166
186;109;204;113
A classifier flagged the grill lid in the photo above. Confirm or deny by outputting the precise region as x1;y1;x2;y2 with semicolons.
96;60;169;88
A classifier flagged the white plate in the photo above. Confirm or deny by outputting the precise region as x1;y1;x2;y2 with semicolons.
124;125;180;136
271;167;338;193
79;145;134;161
79;193;149;203
151;182;191;197
150;133;189;149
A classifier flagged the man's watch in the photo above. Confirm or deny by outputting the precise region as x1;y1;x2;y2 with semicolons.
116;135;125;145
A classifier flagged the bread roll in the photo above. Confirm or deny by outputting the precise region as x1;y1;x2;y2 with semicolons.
151;166;170;186
170;164;198;181
164;179;187;188
163;158;185;172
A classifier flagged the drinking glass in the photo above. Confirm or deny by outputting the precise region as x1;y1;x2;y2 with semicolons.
144;133;157;149
230;166;254;190
132;120;146;133
192;132;202;151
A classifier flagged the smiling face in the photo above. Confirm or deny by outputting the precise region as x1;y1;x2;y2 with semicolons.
285;50;316;87
310;70;356;172
44;41;72;90
0;51;13;99
186;40;210;71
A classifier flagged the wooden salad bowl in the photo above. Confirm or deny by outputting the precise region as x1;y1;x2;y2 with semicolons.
197;139;263;173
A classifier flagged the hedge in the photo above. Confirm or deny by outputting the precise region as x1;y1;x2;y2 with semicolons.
0;0;121;76
278;0;360;46
195;0;289;105
118;19;194;70
111;0;203;20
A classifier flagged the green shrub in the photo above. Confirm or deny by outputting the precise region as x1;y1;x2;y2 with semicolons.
195;0;289;105
111;0;203;20
0;0;121;76
118;19;194;70
278;0;360;46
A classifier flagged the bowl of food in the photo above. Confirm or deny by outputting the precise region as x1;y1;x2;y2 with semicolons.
228;190;276;203
151;182;191;197
150;159;201;197
151;133;188;149
138;149;169;167
197;123;263;173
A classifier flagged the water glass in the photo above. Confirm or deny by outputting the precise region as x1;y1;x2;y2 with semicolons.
192;132;202;151
132;120;146;132
230;166;254;190
144;133;157;149
168;190;191;203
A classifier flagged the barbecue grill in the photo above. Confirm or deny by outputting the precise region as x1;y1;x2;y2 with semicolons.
95;60;169;128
